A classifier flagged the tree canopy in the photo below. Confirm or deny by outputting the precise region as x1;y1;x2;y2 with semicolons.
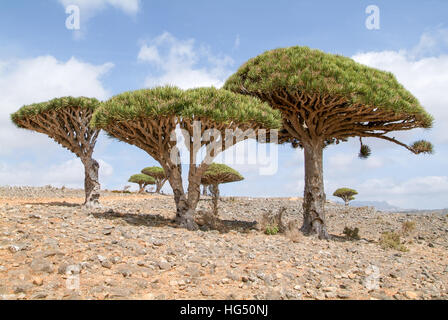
10;96;102;208
224;46;432;127
141;166;167;193
128;174;156;185
201;163;244;186
91;86;281;131
201;163;244;216
128;173;156;193
224;46;433;153
91;86;281;230
333;188;358;206
141;166;166;179
11;97;101;157
11;96;100;120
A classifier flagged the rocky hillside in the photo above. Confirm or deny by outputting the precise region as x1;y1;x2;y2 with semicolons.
0;187;447;300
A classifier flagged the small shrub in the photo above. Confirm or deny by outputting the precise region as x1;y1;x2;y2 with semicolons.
259;208;287;234
343;227;360;240
401;221;416;235
265;224;279;235
380;232;408;252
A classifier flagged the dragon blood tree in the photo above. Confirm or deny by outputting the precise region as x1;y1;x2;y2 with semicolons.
333;188;358;206
91;86;281;230
201;163;244;215
225;46;434;239
128;174;156;193
141;167;167;194
11;97;103;208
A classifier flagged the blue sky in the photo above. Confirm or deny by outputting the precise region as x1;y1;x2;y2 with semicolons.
1;0;447;209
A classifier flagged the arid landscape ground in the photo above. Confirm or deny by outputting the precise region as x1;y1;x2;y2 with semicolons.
0;186;447;300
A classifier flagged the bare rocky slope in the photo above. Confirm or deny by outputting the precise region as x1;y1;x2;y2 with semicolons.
0;186;447;300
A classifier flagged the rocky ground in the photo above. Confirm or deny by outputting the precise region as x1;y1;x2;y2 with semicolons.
0;186;447;300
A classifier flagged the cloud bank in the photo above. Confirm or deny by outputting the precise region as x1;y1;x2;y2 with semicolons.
138;32;234;89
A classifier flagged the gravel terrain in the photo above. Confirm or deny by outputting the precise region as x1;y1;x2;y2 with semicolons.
0;186;447;300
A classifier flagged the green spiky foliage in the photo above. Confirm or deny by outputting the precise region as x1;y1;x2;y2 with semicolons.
141;166;167;194
224;46;434;239
359;144;372;159
201;163;244;185
411;140;434;154
11;97;100;122
201;163;244;216
91;86;281;230
10;96;102;208
224;46;433;149
128;174;156;193
333;188;358;206
224;46;433;128
91;86;281;130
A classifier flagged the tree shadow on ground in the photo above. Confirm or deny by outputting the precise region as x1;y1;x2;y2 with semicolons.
201;219;258;234
329;234;376;243
91;210;258;234
92;210;176;229
24;202;80;208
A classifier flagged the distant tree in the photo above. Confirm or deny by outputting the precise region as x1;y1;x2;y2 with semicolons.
128;174;155;193
201;163;244;215
11;97;102;208
141;166;167;194
91;86;281;230
225;46;434;239
333;188;358;206
201;184;209;196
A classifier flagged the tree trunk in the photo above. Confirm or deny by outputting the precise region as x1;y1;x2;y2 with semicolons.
300;142;329;239
174;193;198;231
210;184;220;216
82;157;101;209
202;185;208;196
138;184;145;194
168;166;199;231
155;181;162;194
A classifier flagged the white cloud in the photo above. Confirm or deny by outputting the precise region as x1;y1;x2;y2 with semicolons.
328;152;385;171
411;28;448;58
58;0;141;17
0;158;114;188
138;32;234;89
0;55;113;154
352;29;448;144
357;176;448;209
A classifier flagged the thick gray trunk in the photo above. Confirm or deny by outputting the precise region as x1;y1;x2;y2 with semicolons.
82;157;101;209
168;167;199;231
300;142;330;240
210;184;220;216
